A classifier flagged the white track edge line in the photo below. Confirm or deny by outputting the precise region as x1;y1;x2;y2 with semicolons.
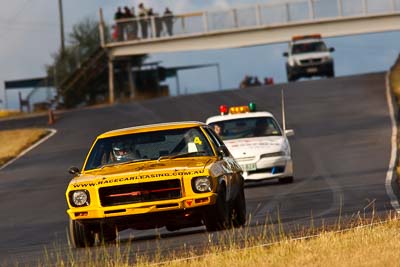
0;128;57;171
385;71;400;212
151;72;400;266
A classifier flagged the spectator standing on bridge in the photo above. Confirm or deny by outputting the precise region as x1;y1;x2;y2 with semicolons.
163;7;174;36
129;7;138;40
138;3;149;38
147;8;162;38
114;7;124;41
122;6;133;40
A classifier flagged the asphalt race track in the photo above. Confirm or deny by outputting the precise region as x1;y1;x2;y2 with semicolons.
0;72;397;265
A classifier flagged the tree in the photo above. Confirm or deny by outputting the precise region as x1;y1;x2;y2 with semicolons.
46;17;147;108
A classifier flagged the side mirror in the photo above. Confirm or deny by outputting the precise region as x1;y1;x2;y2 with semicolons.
285;129;295;137
329;47;335;52
69;166;80;175
217;147;227;159
283;52;289;57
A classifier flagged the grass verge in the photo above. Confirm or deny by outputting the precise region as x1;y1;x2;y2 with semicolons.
0;128;50;166
0;109;23;118
36;214;399;267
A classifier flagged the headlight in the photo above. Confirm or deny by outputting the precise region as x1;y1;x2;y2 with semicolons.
260;151;286;159
192;176;212;193
322;56;331;62
69;190;90;207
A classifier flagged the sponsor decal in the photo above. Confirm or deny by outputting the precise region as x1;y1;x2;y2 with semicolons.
228;140;280;148
71;170;205;188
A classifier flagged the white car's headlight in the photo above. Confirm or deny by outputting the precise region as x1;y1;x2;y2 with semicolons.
70;190;90;207
322;56;332;62
192;176;212;193
260;151;286;159
288;59;296;66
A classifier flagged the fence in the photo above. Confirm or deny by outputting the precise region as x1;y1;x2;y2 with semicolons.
103;0;400;45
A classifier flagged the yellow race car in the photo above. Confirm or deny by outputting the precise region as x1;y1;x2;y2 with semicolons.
66;121;246;247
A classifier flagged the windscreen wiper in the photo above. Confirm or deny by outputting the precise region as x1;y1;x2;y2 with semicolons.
157;151;208;161
100;158;151;169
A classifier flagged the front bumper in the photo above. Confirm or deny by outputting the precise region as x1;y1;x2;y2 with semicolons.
289;61;333;77
67;193;217;221
238;156;293;181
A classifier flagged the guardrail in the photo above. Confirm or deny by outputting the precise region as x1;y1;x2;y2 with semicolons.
100;0;400;45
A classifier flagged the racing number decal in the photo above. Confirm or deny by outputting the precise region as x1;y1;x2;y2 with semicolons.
194;137;202;145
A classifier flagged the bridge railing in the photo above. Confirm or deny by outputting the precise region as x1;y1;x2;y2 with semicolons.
102;0;400;46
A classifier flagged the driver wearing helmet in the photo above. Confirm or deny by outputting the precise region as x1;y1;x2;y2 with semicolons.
111;141;138;162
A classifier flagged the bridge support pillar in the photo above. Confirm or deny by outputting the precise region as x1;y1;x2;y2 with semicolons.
127;62;136;99
108;58;115;104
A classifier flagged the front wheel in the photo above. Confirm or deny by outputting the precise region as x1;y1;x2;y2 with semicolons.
279;176;294;184
232;185;246;227
69;219;95;248
98;224;117;244
287;72;297;82
204;185;231;231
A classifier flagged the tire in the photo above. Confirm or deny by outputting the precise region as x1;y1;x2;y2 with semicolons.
287;72;296;82
204;185;231;231
327;65;335;78
279;176;294;184
166;225;180;232
98;224;117;244
232;185;246;227
69;219;95;248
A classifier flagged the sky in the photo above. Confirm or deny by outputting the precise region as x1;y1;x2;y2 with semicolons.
0;0;400;109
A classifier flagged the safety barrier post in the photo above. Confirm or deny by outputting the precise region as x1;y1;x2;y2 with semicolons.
255;4;262;26
181;16;186;34
202;12;209;33
285;3;291;22
337;0;343;17
232;8;238;28
362;0;368;15
150;16;156;38
308;0;315;19
391;0;397;12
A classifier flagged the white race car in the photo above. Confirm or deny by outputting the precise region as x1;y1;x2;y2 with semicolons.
206;103;294;183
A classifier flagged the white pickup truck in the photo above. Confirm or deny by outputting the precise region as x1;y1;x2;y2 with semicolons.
283;34;335;82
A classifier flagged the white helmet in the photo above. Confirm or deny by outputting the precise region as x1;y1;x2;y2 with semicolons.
112;141;132;161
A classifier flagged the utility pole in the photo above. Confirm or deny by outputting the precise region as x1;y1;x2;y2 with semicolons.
58;0;65;55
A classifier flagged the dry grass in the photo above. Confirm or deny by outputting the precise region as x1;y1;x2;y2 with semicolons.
0;109;23;118
0;128;49;166
39;215;400;267
160;221;400;267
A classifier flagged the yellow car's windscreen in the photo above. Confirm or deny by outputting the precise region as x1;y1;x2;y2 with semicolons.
84;127;214;171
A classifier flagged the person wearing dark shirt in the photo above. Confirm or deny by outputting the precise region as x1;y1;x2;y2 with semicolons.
163;7;174;36
114;7;124;41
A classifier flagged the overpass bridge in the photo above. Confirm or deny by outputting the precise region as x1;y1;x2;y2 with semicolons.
97;0;400;103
